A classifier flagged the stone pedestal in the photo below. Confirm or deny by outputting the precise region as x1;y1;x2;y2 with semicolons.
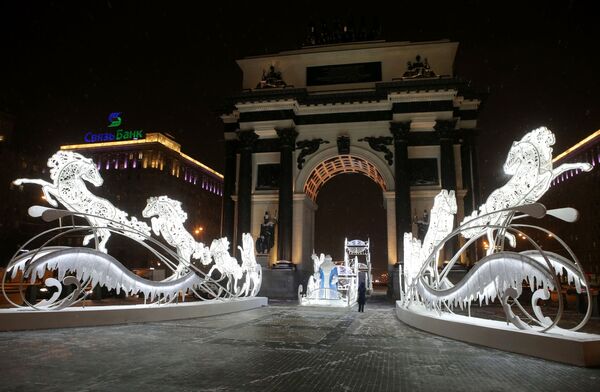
258;269;298;299
256;254;270;269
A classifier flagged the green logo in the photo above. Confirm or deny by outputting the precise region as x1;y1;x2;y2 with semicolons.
108;112;122;128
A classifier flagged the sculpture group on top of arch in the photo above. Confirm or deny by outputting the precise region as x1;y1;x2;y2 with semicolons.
4;150;261;311
400;126;595;333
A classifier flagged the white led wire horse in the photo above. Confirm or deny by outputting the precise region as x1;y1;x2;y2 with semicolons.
13;151;151;252
142;196;212;279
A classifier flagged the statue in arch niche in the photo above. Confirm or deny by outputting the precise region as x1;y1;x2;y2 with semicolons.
256;211;276;254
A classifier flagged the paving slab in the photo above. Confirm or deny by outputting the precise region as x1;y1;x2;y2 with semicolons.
1;293;599;391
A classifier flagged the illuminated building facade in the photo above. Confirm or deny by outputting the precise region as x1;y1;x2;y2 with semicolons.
544;129;600;282
60;132;224;267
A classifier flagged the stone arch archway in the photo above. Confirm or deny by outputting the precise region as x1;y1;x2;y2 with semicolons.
293;146;397;271
303;155;387;201
295;145;395;195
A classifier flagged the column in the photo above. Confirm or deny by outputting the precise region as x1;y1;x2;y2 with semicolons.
276;128;298;262
435;120;457;191
292;193;318;271
221;140;237;241
460;129;480;266
435;120;457;260
236;131;257;248
383;191;397;266
460;130;475;215
390;122;412;261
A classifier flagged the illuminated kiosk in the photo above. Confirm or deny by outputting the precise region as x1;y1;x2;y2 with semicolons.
0;151;266;331
395;127;600;366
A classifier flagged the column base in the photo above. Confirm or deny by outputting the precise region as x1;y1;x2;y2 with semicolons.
272;260;295;270
388;263;402;300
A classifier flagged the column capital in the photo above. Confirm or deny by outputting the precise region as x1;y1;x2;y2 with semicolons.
237;130;258;150
276;128;299;149
390;121;411;142
434;119;457;140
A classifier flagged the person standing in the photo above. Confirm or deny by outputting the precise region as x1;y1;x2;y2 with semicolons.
357;282;366;312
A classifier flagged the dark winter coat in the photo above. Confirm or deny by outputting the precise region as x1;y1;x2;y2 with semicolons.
358;284;366;305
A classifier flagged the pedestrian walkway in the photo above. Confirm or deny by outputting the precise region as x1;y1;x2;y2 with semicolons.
0;291;599;391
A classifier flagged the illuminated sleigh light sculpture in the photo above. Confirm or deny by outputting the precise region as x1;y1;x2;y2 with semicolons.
396;127;600;366
2;205;260;312
2;150;262;317
402;206;590;331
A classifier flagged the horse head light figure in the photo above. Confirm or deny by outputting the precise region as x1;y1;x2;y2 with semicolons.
13;150;150;252
76;156;104;187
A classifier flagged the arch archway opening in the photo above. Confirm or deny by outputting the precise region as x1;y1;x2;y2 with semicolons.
303;154;389;285
303;154;387;202
313;173;387;284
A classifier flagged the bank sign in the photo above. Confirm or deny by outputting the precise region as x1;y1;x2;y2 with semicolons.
84;112;145;143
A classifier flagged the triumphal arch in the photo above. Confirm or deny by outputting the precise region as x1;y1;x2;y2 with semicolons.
220;39;482;297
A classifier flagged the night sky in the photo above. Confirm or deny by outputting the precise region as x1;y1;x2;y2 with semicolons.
1;1;599;272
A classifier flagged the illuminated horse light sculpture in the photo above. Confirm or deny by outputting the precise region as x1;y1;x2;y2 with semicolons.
142;196;212;278
142;197;260;295
208;237;248;295
238;233;262;297
401;126;594;337
460;126;592;254
142;196;261;295
403;190;457;294
13;150;150;252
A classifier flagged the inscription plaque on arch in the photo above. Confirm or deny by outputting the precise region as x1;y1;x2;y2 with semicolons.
306;62;382;86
